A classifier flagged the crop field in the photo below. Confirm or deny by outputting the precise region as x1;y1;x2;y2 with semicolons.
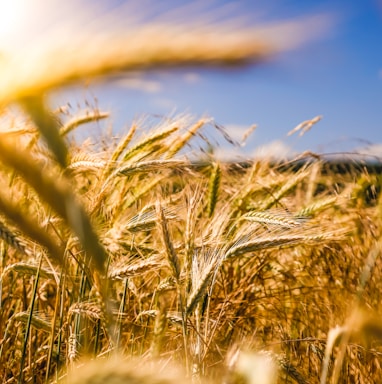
0;106;381;384
0;9;381;384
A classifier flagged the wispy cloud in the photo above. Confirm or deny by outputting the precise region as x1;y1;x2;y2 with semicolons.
354;143;382;158
253;140;295;160
150;97;177;110
183;72;201;84
113;77;162;93
214;140;294;161
213;146;249;161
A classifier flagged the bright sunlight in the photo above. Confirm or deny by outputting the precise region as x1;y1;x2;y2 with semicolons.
0;0;28;52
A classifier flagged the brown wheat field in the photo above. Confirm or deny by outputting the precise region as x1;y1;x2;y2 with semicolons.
0;8;381;384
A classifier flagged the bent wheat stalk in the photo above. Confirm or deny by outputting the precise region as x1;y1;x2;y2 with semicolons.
0;15;328;104
0;134;107;275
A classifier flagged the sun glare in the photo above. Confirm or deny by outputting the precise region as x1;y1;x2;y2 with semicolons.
0;0;28;51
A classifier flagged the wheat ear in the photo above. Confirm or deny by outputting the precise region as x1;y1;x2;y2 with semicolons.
122;125;178;162
150;298;168;358
243;210;304;228
111;124;137;162
125;204;176;233
108;258;162;280
0;221;31;256
165;119;207;159
60;355;191;384
123;175;166;209
207;162;221;217
297;196;338;217
1;262;56;281
186;259;216;316
60;110;110;136
68;302;104;322
224;233;343;260
9;311;53;333
115;159;185;177
156;201;181;281
259;169;309;210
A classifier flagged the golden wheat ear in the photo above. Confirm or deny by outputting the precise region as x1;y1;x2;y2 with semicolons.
60;355;192;384
60;110;110;137
156;200;181;282
207;162;221;218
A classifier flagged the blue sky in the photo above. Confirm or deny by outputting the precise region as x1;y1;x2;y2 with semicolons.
53;0;381;160
2;0;381;160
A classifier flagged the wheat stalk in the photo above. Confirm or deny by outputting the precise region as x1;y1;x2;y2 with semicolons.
0;192;64;264
21;96;69;167
0;15;326;103
0;134;107;275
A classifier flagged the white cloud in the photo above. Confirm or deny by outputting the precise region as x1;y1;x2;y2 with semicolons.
354;143;382;158
213;140;294;161
183;72;201;84
150;97;177;110
114;77;162;93
214;146;250;161
253;140;295;160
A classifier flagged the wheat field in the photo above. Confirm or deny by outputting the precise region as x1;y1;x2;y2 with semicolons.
0;7;381;384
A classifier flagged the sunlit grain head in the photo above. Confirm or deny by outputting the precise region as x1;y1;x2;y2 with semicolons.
0;1;334;106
